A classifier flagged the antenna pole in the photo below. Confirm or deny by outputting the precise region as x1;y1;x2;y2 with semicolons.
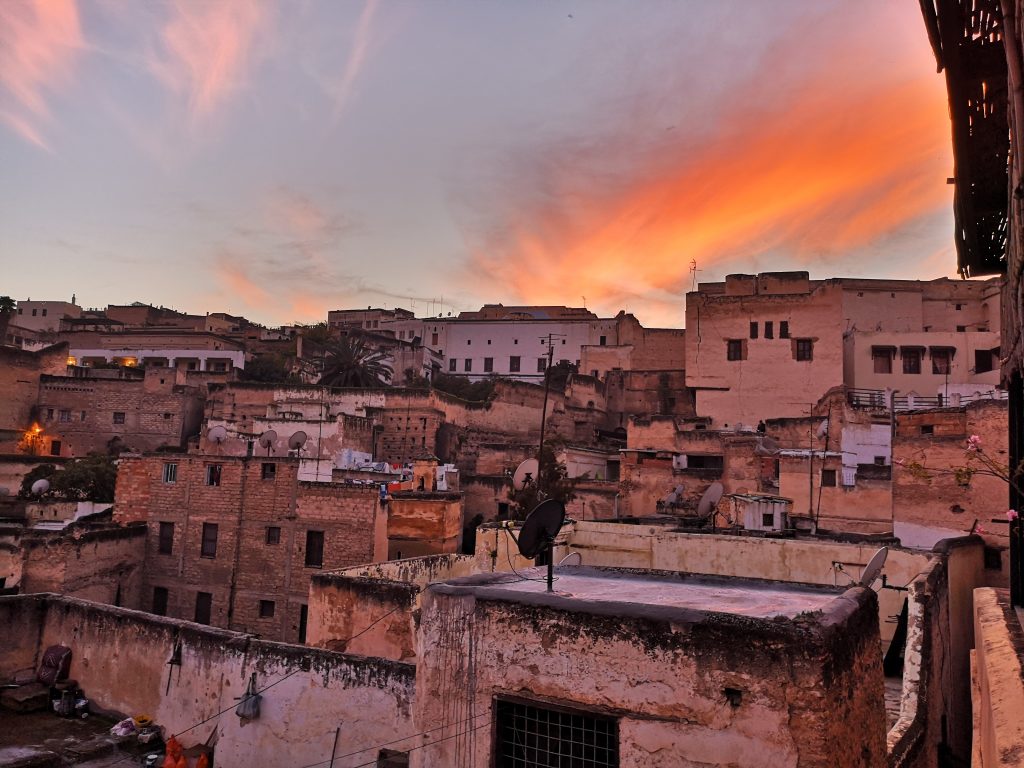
537;335;560;497
547;552;554;592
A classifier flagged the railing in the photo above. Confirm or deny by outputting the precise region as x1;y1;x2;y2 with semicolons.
848;387;1008;412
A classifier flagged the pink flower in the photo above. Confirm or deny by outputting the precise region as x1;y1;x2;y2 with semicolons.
975;524;986;534
966;435;982;452
1009;509;1020;522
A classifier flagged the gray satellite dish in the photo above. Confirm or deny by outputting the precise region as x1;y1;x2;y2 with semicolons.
512;459;539;490
289;431;308;450
816;420;830;439
0;487;10;497
31;478;50;495
859;547;888;588
258;430;278;454
207;425;228;443
696;481;724;517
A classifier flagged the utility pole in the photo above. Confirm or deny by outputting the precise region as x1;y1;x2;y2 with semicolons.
536;334;564;496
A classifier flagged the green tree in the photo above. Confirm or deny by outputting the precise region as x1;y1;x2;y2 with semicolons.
508;444;578;519
19;454;117;502
544;360;578;392
301;322;333;345
0;295;15;345
241;353;300;384
431;373;498;401
18;463;58;498
318;336;393;388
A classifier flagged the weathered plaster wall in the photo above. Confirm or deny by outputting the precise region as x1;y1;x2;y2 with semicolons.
971;587;1024;768
0;595;417;768
412;581;886;768
387;492;463;559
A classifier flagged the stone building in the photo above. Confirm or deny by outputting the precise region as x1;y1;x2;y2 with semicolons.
0;343;70;454
62;328;245;372
114;454;387;642
34;367;205;458
12;299;82;333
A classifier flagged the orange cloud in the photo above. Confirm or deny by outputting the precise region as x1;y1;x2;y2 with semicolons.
463;18;953;324
148;0;268;125
216;257;272;308
0;0;84;149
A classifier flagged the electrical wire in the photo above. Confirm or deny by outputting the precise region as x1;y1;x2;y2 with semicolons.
502;526;554;585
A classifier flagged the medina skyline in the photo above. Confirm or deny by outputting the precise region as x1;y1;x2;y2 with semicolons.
2;0;955;328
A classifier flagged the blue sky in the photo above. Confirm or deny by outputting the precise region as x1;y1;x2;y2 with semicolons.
0;1;954;327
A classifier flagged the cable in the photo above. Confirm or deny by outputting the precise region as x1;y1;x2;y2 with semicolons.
343;720;491;768
502;527;554;585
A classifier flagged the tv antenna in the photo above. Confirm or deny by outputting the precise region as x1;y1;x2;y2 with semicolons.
505;499;566;592
511;458;539;491
258;430;278;456
689;259;700;292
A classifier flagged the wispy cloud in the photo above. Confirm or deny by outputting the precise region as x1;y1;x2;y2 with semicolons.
0;0;84;150
331;0;379;121
147;0;269;126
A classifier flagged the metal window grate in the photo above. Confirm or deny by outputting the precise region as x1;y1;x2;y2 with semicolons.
495;699;618;768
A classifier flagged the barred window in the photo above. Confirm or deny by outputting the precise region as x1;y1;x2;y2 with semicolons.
494;698;618;768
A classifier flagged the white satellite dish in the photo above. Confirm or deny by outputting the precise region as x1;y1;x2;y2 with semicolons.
288;431;308;450
816;420;830;438
0;487;9;497
31;478;50;495
859;547;888;588
258;430;278;452
512;459;539;490
207;425;228;443
696;481;724;517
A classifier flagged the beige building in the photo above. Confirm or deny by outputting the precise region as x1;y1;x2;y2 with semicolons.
13;299;81;333
685;272;1003;428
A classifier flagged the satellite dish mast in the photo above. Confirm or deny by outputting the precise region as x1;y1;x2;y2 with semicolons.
289;431;308;456
505;499;566;592
858;546;888;588
511;459;539;490
696;481;724;519
258;429;278;456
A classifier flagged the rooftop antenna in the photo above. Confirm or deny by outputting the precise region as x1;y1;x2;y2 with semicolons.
859;546;888;588
258;429;278;457
505;499;566;592
511;458;539;491
690;259;700;292
207;425;227;453
288;430;308;456
696;481;724;522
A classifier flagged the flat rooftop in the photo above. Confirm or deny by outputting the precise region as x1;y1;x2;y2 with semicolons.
432;565;847;621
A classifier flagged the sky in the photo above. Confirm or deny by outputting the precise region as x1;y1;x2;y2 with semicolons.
0;0;955;329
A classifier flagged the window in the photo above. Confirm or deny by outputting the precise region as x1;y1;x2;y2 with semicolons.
163;463;178;483
46;408;53;421
205;464;222;486
509;356;521;373
152;587;169;616
932;350;952;375
984;546;1003;571
957;325;967;332
921;425;934;435
494;698;618;768
872;349;892;374
955;303;963;311
59;409;71;423
298;604;308;643
32;308;37;316
465;358;473;373
874;456;886;466
158;522;174;554
599;336;607;346
779;321;790;339
749;322;758;339
821;469;837;487
112;411;126;424
163;412;172;420
513;339;518;345
49;440;61;456
795;339;813;361
266;526;281;545
975;349;994;374
194;592;212;625
41;309;47;317
484;357;493;373
726;339;745;361
467;339;471;345
261;462;276;480
80;411;86;422
764;321;774;339
431;333;438;345
685;455;724;470
201;523;218;558
762;513;775;528
259;600;276;619
305;530;324;568
902;350;922;374
537;357;547;373
449;358;457;372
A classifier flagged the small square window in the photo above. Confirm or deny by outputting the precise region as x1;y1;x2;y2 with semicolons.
261;462;276;480
749;322;758;339
59;409;71;423
984;546;1002;571
448;358;457;372
727;339;745;361
903;350;922;374
874;456;886;466
537;357;547;373
49;440;61;456
764;321;774;339
779;321;790;339
762;513;774;527
158;522;174;554
80;411;86;421
163;463;178;483
795;339;813;361
873;349;892;374
484;357;493;373
113;411;126;424
509;356;521;373
955;303;963;310
163;412;172;420
599;336;607;346
932;351;951;375
205;464;222;486
266;526;281;545
921;425;934;435
957;325;966;332
821;469;837;487
259;600;276;618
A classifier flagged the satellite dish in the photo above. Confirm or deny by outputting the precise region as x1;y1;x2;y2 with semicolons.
31;479;50;495
696;481;724;517
258;430;278;450
859;547;888;588
517;499;565;559
512;459;539;490
207;425;227;443
816;420;830;438
558;552;582;566
0;487;8;497
289;431;308;450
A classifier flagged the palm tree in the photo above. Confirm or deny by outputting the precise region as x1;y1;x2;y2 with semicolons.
0;296;16;346
318;336;393;388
